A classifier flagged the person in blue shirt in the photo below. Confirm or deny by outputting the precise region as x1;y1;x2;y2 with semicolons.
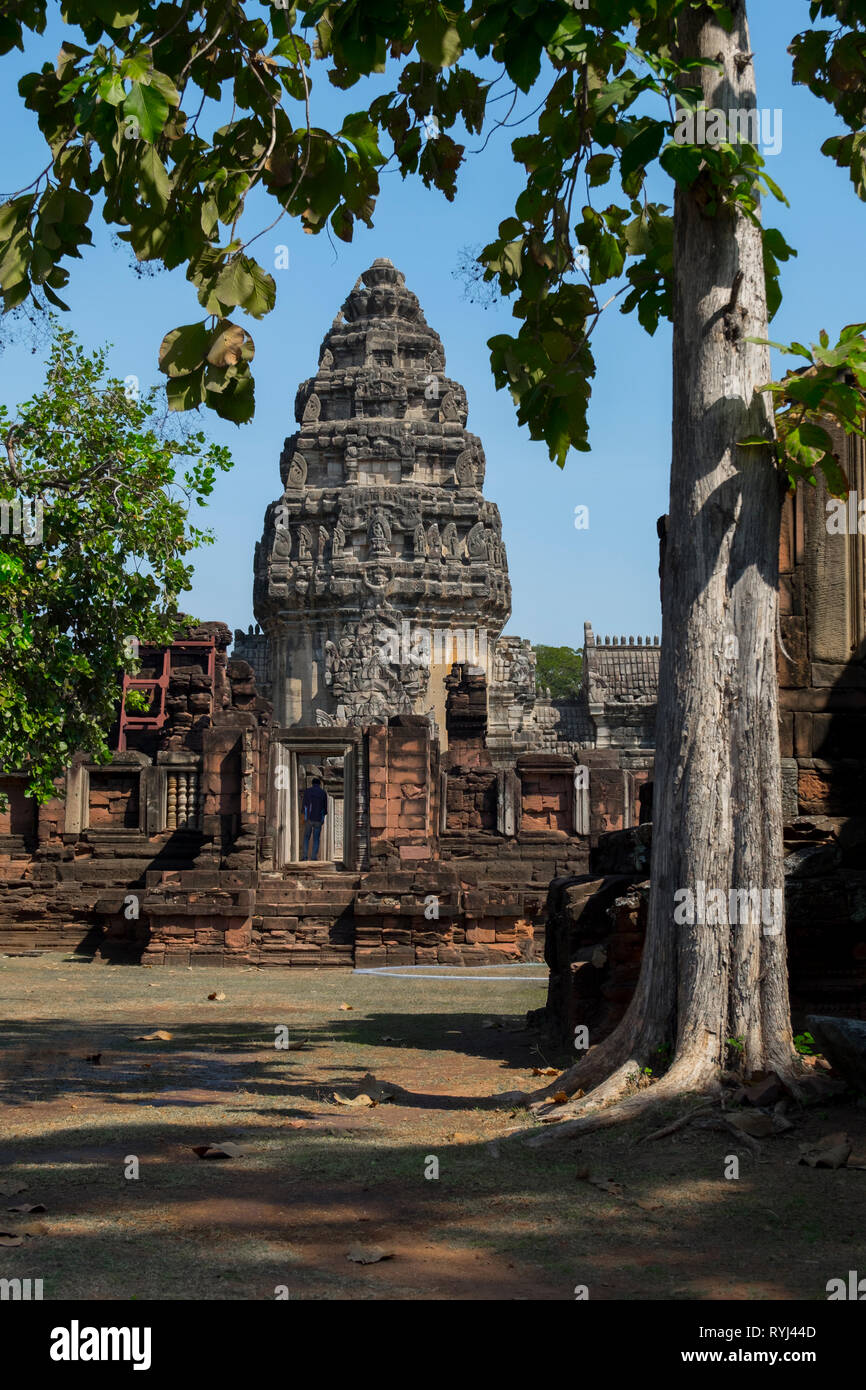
301;777;328;861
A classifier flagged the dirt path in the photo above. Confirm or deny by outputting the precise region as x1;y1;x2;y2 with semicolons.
0;955;863;1300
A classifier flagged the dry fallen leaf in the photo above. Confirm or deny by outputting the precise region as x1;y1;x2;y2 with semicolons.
133;1030;173;1042
339;1003;353;1011
207;992;226;1002
531;1067;559;1077
191;1141;244;1159
0;1182;27;1197
0;1234;23;1247
552;1091;570;1105
332;1092;375;1108
7;1203;46;1214
285;1040;308;1051
346;1245;394;1264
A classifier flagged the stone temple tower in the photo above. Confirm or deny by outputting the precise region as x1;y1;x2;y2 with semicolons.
252;258;511;741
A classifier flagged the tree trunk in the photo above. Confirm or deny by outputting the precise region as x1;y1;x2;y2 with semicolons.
518;0;799;1123
643;0;794;1085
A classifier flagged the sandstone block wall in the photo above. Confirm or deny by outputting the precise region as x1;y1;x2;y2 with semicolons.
539;823;866;1048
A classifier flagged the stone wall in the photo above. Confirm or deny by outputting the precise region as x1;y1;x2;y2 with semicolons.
538;822;866;1048
0;658;595;966
778;424;866;818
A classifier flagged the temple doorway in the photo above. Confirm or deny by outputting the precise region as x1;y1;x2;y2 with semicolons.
297;755;344;863
270;730;362;870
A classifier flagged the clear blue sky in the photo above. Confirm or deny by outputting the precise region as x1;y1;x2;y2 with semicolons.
1;0;863;650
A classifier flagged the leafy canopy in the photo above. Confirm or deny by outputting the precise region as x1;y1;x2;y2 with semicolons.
1;0;865;474
534;643;583;699
0;326;232;801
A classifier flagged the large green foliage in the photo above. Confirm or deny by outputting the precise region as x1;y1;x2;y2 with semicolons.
534;644;583;699
2;1;865;472
0;327;231;801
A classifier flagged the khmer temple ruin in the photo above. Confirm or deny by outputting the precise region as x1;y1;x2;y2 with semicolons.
1;260;864;1025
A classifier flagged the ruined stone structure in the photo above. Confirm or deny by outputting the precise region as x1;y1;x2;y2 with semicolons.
778;416;866;820
242;257;510;739
0;262;863;1018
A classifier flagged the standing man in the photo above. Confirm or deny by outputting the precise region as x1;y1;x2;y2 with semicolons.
301;776;328;862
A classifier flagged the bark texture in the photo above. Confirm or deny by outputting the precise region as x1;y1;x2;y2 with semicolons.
517;0;798;1125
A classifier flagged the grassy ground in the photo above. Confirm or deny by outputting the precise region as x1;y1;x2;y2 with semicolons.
0;953;864;1301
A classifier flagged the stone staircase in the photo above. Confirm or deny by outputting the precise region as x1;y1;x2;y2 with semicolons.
253;867;361;967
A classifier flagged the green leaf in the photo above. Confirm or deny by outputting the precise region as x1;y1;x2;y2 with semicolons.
200;199;219;238
211;258;256;312
91;1;140;26
414;14;463;68
98;73;126;106
42;282;70;310
620;122;666;184
123;81;168;142
0;194;35;238
166;368;206;411
120;49;153;82
585;153;615;187
139;146;170;209
339;111;382;164
798;421;834;453
148;69;180;107
210;371;255;424
238;257;276;319
158;322;211;378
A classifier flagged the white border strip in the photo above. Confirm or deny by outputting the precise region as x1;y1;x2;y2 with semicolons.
353;966;547;981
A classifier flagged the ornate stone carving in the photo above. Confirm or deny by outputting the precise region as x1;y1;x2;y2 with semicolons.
286;452;307;488
455;448;476;488
368;510;391;556
442;522;460;558
466;522;488;560
253;258;512;728
273;534;291;565
439;391;459;423
321;617;428;724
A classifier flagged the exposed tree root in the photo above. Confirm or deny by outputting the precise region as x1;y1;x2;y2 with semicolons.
492;1019;662;1111
643;1102;720;1142
501;1053;724;1147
